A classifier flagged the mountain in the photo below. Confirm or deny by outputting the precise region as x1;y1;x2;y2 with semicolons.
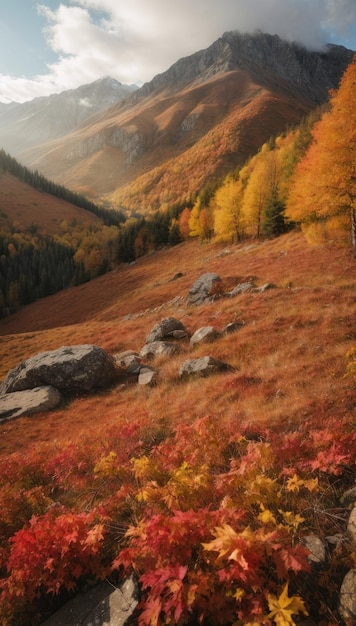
18;31;354;212
0;77;137;154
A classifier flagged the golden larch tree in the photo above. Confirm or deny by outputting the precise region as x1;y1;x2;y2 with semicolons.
286;56;356;247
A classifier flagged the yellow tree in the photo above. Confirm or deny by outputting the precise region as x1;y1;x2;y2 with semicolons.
189;197;203;239
242;150;280;239
286;56;356;247
213;176;245;242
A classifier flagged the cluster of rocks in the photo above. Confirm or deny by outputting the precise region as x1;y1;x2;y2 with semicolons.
0;313;243;422
3;268;268;422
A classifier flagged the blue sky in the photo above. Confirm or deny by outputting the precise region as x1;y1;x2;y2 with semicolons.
0;0;355;103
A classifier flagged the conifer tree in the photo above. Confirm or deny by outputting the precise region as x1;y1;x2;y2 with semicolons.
286;56;356;247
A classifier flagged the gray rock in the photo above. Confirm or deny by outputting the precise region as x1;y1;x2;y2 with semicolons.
114;350;141;368
140;341;180;359
1;345;118;394
190;327;221;345
347;506;356;542
339;569;356;624
228;281;255;297
341;485;356;507
41;576;139;626
145;317;188;343
179;356;234;379
303;534;327;563
223;320;245;334
187;273;222;306
0;386;62;421
138;367;158;386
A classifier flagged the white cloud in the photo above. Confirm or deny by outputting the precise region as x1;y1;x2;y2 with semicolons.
0;0;355;103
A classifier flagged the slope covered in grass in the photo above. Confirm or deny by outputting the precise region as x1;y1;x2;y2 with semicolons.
0;232;355;625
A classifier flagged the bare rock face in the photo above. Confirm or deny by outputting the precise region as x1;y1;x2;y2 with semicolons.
1;345;118;395
179;356;234;378
187;273;222;306
145;317;188;344
0;386;62;421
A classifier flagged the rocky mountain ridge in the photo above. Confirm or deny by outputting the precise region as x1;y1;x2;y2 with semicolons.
0;76;137;154
14;31;355;211
134;31;353;103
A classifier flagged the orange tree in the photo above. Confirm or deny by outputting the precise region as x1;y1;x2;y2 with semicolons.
286;56;356;247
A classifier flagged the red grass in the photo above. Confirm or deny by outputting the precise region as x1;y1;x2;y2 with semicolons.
0;232;354;458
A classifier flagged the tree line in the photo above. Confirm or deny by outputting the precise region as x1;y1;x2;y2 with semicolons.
0;149;125;227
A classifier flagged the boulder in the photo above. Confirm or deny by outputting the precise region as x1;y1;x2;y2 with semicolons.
339;569;356;624
190;327;221;345
42;576;139;626
187;273;222;306
179;356;234;379
223;320;245;334
228;281;255;297
341;485;356;507
145;317;188;343
0;386;62;421
140;341;180;359
347;506;356;542
1;345;118;395
114;350;141;368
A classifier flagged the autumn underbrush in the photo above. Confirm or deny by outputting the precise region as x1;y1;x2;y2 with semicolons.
0;233;355;625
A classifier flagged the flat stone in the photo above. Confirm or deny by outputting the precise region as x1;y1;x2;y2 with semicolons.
179;356;234;379
42;576;139;626
138;367;158;386
190;326;221;345
0;386;62;422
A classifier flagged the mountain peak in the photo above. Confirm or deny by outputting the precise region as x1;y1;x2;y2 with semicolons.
135;30;353;104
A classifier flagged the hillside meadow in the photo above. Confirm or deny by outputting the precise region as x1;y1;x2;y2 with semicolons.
0;232;355;624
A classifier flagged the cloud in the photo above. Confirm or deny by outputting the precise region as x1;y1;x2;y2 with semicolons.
1;0;355;102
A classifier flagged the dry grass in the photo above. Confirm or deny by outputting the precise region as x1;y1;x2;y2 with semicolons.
0;232;355;457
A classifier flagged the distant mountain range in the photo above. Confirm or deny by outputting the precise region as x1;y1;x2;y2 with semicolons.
0;77;137;154
1;31;353;213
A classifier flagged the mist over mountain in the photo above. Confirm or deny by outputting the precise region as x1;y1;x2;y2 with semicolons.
7;31;355;212
0;77;137;154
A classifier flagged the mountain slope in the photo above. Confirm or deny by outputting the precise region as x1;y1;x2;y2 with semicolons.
17;33;353;211
18;32;354;212
0;77;137;154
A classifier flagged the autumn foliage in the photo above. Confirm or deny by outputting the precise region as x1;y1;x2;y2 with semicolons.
0;406;355;624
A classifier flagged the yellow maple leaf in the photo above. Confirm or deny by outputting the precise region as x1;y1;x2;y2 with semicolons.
258;504;277;525
278;510;305;530
268;583;308;626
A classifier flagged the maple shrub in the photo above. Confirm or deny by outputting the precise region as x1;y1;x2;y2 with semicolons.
0;411;355;625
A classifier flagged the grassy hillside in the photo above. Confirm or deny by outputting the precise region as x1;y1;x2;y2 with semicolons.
0;172;100;235
0;232;355;624
1;231;354;453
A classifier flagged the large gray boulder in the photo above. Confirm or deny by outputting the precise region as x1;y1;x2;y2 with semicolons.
0;386;62;421
145;317;188;344
1;345;118;395
179;356;234;378
187;273;222;306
